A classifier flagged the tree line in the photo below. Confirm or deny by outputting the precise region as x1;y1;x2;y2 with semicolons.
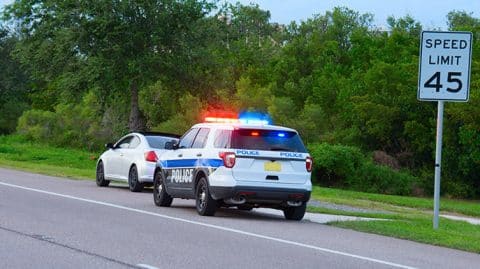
1;1;479;198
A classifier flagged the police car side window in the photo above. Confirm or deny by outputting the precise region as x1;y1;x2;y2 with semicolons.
214;130;232;148
192;128;210;148
179;128;199;149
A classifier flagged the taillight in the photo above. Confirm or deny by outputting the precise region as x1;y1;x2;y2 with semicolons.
306;156;313;172
219;152;236;168
145;151;158;162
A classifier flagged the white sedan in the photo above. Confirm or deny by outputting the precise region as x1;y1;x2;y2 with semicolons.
96;132;179;192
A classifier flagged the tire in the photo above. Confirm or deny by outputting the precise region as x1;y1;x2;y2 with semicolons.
283;202;306;221
237;205;253;211
128;165;144;192
195;177;217;216
153;170;173;207
96;161;110;187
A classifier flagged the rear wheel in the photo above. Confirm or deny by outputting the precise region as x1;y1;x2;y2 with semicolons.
96;161;110;187
153;170;173;207
195;177;217;216
283;202;306;221
128;165;144;192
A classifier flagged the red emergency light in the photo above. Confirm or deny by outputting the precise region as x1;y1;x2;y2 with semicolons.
203;111;239;123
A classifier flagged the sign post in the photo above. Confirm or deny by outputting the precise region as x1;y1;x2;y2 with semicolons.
418;31;472;229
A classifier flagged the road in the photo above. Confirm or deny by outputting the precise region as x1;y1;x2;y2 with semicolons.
0;167;479;269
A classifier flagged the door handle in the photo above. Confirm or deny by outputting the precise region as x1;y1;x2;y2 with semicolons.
120;154;124;157
196;153;202;157
178;154;183;157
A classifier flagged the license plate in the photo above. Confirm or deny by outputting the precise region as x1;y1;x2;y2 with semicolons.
264;161;281;172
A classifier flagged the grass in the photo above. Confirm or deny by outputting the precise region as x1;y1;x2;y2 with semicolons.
0;135;98;179
309;186;480;253
1;134;480;253
332;217;480;253
311;185;480;217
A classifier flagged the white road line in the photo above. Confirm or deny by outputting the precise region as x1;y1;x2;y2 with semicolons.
136;264;160;269
0;181;417;269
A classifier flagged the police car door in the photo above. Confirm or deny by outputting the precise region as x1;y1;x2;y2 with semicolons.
165;128;199;194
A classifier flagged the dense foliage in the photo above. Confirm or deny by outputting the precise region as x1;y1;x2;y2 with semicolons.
1;1;479;197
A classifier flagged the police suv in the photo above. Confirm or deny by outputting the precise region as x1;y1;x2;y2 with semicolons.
153;117;312;220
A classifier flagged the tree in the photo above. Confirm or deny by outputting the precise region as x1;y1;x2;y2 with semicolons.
3;0;215;132
0;27;29;134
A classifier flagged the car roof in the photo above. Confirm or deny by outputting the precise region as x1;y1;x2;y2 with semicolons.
190;123;297;132
131;132;181;138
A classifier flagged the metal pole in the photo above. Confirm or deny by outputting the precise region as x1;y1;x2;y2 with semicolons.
433;101;444;229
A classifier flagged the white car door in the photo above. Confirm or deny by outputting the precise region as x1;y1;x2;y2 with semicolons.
109;136;133;180
119;135;142;180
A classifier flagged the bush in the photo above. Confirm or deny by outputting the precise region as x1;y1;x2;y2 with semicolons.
356;161;415;195
308;143;364;187
308;143;417;195
16;91;111;151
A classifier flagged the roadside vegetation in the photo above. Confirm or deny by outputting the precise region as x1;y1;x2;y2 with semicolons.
0;135;98;179
309;187;480;253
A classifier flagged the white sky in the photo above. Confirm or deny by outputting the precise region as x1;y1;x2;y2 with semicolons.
2;0;479;30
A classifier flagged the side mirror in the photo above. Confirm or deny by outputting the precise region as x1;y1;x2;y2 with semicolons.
165;140;179;150
105;143;114;149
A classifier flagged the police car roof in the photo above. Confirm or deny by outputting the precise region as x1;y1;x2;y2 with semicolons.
192;122;298;132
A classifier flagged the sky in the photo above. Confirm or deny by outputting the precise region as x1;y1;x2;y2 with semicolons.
224;0;480;30
1;0;479;30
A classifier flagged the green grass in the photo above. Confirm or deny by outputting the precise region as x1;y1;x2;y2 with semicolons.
332;217;480;253
0;135;98;179
309;186;480;253
311;185;480;217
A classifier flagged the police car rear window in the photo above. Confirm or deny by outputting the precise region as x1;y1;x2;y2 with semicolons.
231;129;307;153
146;136;177;149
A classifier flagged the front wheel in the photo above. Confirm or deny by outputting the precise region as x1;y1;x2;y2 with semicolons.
153;170;173;207
96;161;110;187
195;177;217;216
283;202;306;221
128;165;144;192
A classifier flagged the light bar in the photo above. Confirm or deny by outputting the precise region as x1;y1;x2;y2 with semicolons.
204;117;239;123
238;111;272;125
239;119;270;125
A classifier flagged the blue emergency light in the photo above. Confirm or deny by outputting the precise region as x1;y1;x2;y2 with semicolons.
238;111;272;125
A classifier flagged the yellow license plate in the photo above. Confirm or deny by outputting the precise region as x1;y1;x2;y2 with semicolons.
264;161;281;172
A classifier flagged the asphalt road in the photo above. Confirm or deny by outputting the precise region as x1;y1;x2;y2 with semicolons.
1;168;479;269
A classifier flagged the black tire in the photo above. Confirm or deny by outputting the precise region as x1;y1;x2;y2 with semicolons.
128;165;144;192
237;205;253;211
195;177;217;216
96;161;110;187
283;202;307;221
153;170;173;207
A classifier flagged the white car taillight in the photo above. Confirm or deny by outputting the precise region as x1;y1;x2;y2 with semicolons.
145;151;158;162
219;152;236;168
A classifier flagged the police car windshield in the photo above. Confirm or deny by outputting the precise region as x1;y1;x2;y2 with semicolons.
231;129;307;153
146;136;177;149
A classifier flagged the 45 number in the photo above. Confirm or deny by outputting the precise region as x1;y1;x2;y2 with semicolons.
424;72;462;93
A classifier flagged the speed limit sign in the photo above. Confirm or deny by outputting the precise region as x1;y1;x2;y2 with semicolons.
418;31;472;101
418;31;473;230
